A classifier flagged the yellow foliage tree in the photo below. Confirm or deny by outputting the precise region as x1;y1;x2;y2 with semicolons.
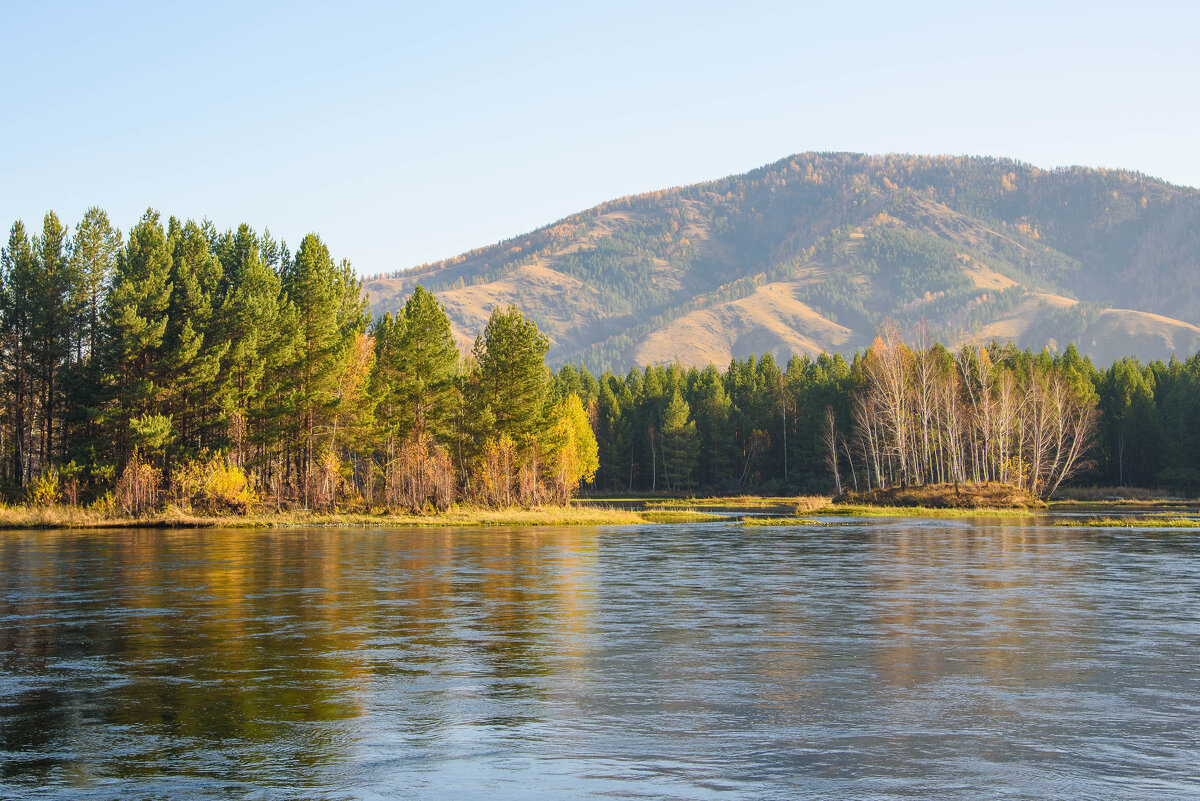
546;393;599;503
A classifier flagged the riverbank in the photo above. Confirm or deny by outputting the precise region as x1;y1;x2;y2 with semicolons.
835;483;1046;509
1053;515;1200;529
0;503;649;530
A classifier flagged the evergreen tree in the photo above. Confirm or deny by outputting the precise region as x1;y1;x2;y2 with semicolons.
396;285;460;443
1;222;36;485
103;209;173;461
471;305;551;448
165;219;228;460
691;364;732;488
66;208;121;462
279;234;366;504
30;211;74;468
71;207;121;365
660;388;698;490
219;236;289;471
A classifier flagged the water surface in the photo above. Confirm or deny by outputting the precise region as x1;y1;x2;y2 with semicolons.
2;520;1198;799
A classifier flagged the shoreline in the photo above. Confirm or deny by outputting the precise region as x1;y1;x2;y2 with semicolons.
3;490;1196;531
0;504;650;531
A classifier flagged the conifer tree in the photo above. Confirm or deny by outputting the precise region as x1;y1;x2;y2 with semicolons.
369;311;405;459
165;219;228;460
66;208;121;460
30;212;74;468
1;222;36;485
71;208;120;365
396;285;460;443
471;305;551;448
219;235;288;471
279;234;366;504
103;209;173;461
660;388;698;490
691;365;732;487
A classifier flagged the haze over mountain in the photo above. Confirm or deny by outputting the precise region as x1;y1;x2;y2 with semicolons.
365;152;1200;370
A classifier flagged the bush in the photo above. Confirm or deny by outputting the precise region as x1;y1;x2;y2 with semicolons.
59;461;83;505
385;433;455;513
26;471;61;508
172;453;257;514
115;451;161;516
89;491;116;516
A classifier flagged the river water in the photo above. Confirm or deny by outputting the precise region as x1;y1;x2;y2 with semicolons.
1;519;1198;799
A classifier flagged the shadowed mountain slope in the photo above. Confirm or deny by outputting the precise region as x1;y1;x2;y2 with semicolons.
365;152;1200;368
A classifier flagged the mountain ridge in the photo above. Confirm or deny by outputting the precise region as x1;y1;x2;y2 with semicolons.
364;152;1200;369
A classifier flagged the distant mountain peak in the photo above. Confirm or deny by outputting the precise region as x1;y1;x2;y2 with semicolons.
365;152;1200;369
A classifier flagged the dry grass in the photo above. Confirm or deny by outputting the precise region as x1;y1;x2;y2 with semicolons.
643;496;798;509
639;510;727;524
633;281;861;368
835;483;1045;510
0;503;647;531
794;495;833;513
739;516;831;527
1054;516;1200;529
813;504;1037;520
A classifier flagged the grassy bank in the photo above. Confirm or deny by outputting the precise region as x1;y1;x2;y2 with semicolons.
641;496;799;509
0;503;649;530
811;504;1038;520
1053;516;1200;529
835;483;1046;510
804;482;1043;520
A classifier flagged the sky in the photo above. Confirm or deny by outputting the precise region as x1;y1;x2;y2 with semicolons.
2;1;1198;275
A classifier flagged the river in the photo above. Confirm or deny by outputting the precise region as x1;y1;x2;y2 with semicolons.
2;519;1198;799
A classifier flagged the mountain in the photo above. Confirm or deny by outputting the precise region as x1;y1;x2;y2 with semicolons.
364;152;1200;370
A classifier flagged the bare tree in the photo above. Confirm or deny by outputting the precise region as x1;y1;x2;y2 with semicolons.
823;405;842;495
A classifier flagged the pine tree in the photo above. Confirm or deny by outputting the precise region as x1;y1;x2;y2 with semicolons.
660;388;698;490
30;211;74;469
66;208;121;462
1;222;36;485
471;305;551;448
369;311;406;458
279;234;366;505
691;365;731;488
396;285;460;443
103;209;173;462
218;234;289;472
71;207;121;366
165;219;228;461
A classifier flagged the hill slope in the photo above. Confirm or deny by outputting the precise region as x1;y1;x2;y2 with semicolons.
364;153;1200;369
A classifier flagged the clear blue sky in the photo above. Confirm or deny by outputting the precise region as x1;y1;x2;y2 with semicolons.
2;1;1197;275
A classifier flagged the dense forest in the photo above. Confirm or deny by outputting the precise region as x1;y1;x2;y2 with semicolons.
1;209;596;514
561;327;1200;496
365;152;1200;371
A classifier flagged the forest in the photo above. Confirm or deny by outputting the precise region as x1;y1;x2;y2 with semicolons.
3;207;1198;520
1;209;596;515
567;325;1200;496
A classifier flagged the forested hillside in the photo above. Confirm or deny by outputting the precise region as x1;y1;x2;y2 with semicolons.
366;153;1200;370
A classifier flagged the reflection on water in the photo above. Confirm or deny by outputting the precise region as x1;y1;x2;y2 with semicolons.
1;522;1198;799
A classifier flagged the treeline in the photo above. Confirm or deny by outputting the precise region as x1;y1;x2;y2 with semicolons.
1;209;596;513
566;324;1200;495
5;205;1198;512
